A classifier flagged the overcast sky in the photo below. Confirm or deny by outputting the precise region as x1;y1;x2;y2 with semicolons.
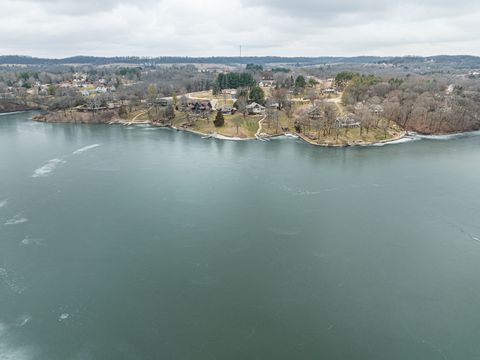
1;0;479;57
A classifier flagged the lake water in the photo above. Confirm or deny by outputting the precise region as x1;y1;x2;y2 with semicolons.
1;112;480;359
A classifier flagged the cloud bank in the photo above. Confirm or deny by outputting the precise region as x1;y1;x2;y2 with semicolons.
1;0;479;57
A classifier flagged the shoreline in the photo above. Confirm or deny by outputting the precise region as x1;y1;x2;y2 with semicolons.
111;118;407;146
296;131;407;147
29;114;480;147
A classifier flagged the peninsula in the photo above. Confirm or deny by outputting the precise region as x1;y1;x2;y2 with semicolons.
2;55;480;146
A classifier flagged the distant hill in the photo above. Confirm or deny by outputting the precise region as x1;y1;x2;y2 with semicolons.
1;55;480;66
0;55;385;65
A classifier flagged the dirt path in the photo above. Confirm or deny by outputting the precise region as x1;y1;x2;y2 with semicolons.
255;114;267;139
131;107;151;122
325;95;346;115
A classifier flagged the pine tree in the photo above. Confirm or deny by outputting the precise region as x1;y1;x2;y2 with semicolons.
249;86;265;105
213;110;225;127
295;75;306;88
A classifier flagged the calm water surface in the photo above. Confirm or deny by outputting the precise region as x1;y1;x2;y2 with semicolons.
1;112;480;359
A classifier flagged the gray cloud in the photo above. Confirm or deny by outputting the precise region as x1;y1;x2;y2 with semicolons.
1;0;480;57
14;0;161;15
241;0;478;17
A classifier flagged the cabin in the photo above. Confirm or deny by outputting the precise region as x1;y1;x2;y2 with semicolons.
335;116;360;128
246;102;265;115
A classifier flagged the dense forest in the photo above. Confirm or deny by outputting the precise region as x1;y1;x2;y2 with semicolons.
339;72;480;134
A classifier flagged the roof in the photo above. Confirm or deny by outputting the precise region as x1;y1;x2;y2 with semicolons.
246;102;265;109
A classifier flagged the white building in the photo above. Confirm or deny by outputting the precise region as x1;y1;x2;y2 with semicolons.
246;102;266;114
335;116;360;128
96;86;108;94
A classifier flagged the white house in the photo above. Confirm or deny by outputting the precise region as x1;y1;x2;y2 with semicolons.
222;89;237;95
96;86;108;94
335;116;360;128
322;87;337;94
246;102;265;114
81;90;90;97
259;80;275;87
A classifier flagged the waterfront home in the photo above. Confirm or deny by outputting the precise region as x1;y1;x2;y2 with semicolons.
307;106;322;120
188;100;212;113
247;102;265;114
335;116;360;128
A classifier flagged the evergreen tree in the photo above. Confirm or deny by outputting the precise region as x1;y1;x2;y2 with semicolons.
213;110;225;127
249;86;265;105
295;75;306;88
215;72;255;90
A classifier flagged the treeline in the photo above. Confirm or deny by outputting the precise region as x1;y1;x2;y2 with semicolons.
0;55;480;66
4;55;480;66
0;55;386;66
214;72;256;90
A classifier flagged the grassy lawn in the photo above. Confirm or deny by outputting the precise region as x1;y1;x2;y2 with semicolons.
127;108;150;121
172;111;259;138
189;90;235;103
262;111;293;135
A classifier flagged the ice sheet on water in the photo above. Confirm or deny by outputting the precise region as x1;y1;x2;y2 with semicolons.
32;158;66;177
0;111;26;116
0;322;34;360
72;144;100;155
4;215;27;226
371;136;419;146
21;236;43;246
16;315;32;328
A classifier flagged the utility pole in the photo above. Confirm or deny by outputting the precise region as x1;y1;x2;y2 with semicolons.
239;45;242;58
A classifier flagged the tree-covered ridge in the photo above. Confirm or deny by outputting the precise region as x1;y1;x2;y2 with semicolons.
3;55;480;67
